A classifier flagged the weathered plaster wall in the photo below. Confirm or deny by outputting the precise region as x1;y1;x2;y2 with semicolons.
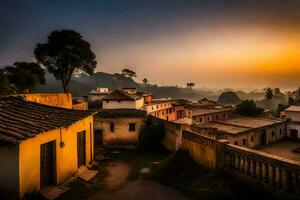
0;145;19;199
287;122;300;138
72;102;88;110
285;111;300;122
103;100;137;109
18;115;94;198
149;116;188;151
94;117;144;149
182;129;217;169
15;93;72;109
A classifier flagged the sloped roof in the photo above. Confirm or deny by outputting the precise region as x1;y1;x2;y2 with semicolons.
102;90;141;101
0;96;95;144
96;109;146;118
285;106;300;112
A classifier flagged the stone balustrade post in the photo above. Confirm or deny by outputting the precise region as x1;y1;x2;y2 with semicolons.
264;163;269;183
216;139;230;171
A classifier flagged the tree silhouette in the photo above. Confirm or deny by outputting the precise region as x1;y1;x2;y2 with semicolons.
186;82;195;88
142;78;148;86
265;87;274;100
121;68;136;79
2;62;45;93
34;30;97;93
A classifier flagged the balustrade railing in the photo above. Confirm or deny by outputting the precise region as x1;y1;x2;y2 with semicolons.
225;144;300;194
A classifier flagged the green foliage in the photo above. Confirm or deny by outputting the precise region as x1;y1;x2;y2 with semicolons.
0;70;16;95
1;62;45;94
34;29;97;92
235;100;264;116
121;68;137;79
14;62;45;85
265;87;274;100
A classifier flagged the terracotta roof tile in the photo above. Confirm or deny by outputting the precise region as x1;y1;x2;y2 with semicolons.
0;96;95;144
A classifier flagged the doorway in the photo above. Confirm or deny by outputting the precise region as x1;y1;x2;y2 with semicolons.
40;141;56;189
260;130;267;146
94;129;103;146
77;131;86;167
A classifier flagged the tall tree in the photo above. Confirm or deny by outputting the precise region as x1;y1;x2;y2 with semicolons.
274;88;281;96
235;100;264;117
0;70;16;95
121;68;136;79
34;30;97;93
142;78;148;86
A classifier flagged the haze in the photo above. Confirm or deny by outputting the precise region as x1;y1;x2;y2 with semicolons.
1;0;300;90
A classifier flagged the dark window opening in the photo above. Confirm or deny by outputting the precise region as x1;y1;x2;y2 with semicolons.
129;123;136;132
110;123;115;132
243;139;246;145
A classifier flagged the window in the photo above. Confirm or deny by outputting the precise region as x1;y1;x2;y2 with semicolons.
207;117;210;121
243;139;246;145
110;123;115;132
152;106;153;110
280;129;282;135
251;135;254;142
272;131;275;137
234;141;238;145
200;117;203;122
129;123;136;132
156;105;158;109
216;115;218;120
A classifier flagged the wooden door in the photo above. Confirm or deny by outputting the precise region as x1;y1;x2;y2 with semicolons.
77;131;86;167
94;130;103;146
40;141;56;189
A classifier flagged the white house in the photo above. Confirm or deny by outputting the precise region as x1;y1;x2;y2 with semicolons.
102;89;144;109
282;105;300;139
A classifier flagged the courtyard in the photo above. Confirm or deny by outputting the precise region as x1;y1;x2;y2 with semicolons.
258;139;300;161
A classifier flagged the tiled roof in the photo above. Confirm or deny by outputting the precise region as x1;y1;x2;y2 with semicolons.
96;109;146;118
102;90;141;101
0;96;95;144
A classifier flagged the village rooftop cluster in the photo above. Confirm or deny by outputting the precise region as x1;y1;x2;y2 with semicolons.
1;86;300;199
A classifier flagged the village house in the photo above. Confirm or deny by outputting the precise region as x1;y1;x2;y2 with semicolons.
102;89;144;109
0;96;96;199
195;117;286;148
88;87;110;108
184;104;234;123
281;105;300;139
143;99;178;121
94;109;147;149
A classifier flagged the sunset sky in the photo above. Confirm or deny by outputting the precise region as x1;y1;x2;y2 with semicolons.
1;0;300;90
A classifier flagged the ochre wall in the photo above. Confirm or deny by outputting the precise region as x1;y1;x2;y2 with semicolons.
72;102;88;110
15;93;73;109
182;130;217;169
94;117;144;149
18;115;94;198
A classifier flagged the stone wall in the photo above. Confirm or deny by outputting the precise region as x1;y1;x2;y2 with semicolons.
15;93;72;109
94;116;145;149
149;116;188;151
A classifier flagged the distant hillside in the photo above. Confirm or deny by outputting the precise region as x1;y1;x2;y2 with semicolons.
37;72;217;100
217;91;241;104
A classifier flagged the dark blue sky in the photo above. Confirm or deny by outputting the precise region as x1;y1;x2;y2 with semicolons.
1;0;300;89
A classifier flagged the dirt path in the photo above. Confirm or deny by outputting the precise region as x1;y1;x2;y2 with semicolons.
87;160;193;200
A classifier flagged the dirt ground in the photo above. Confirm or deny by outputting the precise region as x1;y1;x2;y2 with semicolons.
59;150;193;200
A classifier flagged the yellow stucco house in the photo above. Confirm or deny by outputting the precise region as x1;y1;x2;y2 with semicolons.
0;96;96;199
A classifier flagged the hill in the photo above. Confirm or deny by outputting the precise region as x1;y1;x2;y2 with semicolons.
217;91;241;104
